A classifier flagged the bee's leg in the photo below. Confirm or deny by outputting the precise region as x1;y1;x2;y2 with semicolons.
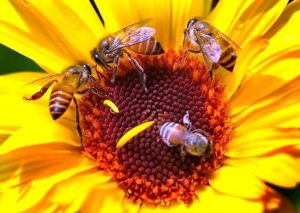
91;64;106;81
180;49;189;64
73;97;83;147
180;144;187;162
77;87;107;98
211;63;220;78
125;51;148;92
183;111;192;131
89;87;107;98
111;54;120;84
202;54;219;78
24;80;57;100
180;49;201;64
204;140;214;161
89;76;107;96
208;141;214;154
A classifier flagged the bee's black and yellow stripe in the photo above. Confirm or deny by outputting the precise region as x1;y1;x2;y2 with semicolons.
159;122;186;147
49;83;74;120
129;37;164;55
218;45;237;72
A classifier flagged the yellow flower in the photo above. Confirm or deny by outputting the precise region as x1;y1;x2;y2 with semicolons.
1;0;300;212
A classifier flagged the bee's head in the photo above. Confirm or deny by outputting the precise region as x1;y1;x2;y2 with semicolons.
99;37;110;51
90;47;101;63
183;17;202;47
194;21;211;33
185;133;208;156
98;35;114;52
80;63;92;75
92;36;114;69
186;18;200;30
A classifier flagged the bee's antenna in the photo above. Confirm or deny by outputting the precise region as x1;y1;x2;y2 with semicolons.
89;0;105;27
180;48;188;65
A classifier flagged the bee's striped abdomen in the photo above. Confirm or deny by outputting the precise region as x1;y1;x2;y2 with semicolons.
129;37;164;55
49;83;74;120
219;45;237;72
159;122;186;147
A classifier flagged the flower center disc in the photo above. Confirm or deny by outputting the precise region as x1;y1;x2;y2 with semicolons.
81;50;231;205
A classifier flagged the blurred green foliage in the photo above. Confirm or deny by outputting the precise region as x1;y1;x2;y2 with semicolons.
279;186;300;212
0;42;299;212
0;44;42;74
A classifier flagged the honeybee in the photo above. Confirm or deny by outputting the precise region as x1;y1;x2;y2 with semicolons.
91;19;164;91
159;112;213;160
24;63;105;145
182;17;240;77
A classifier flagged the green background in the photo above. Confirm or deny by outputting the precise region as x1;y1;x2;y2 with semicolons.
0;43;299;212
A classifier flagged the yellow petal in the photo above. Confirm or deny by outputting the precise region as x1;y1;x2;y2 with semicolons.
0;0;104;72
61;0;105;40
141;202;189;213
166;0;213;49
103;99;119;113
229;2;300;115
226;153;300;187
0;128;16;144
48;172;110;211
25;170;111;212
226;127;300;157
193;186;263;213
229;46;300;117
207;0;288;47
112;186;263;213
220;36;269;98
278;115;300;128
116;121;155;149
0;142;99;211
0;134;10;145
266;0;300;58
81;182;139;213
94;0;139;34
0;185;20;213
0;72;75;137
0;93;50;129
97;0;212;49
0;120;79;155
208;166;266;199
23;0;100;62
0;72;51;126
0;143;82;187
0;1;71;71
233;89;300;136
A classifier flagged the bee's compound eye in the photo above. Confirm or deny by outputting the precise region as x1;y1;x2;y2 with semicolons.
196;22;209;30
92;51;103;65
82;64;92;74
187;18;198;29
100;39;109;50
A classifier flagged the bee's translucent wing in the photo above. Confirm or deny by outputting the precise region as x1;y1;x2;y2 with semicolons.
21;74;61;88
195;24;240;64
106;19;155;53
113;18;153;35
195;32;222;63
213;27;241;52
21;73;61;100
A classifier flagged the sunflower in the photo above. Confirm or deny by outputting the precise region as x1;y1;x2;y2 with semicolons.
1;0;300;212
